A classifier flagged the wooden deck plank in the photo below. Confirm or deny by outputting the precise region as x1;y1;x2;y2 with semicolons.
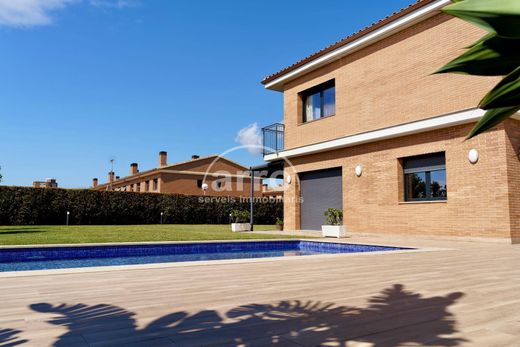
0;235;519;346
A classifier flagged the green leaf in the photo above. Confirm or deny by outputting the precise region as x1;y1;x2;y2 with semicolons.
479;66;520;109
443;0;520;38
436;35;520;76
467;106;520;139
464;32;495;49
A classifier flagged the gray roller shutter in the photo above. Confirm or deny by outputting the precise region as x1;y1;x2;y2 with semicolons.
299;168;343;230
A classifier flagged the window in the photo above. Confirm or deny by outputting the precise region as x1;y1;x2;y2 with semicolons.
135;183;140;192
197;179;203;188
145;180;149;192
301;80;335;122
153;179;158;191
403;152;447;201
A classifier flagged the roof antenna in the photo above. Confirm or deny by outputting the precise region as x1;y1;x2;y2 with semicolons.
109;156;116;191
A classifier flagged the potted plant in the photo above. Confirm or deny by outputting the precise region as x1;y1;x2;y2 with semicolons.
275;217;284;231
322;208;347;238
230;210;251;232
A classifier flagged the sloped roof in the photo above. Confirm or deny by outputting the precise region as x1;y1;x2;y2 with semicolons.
95;155;249;189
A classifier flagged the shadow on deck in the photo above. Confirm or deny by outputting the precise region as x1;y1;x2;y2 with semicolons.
19;284;467;346
0;328;27;346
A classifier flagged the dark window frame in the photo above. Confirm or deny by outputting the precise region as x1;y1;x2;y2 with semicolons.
403;152;447;202
197;179;203;188
300;79;336;123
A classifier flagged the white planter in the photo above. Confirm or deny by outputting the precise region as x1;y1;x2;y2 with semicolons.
321;225;347;238
231;223;251;232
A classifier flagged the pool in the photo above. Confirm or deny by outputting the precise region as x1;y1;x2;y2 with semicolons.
0;241;409;272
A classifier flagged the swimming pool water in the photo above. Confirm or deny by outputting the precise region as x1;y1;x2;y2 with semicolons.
0;241;408;272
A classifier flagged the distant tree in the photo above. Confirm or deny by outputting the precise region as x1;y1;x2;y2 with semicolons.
430;181;441;197
411;173;426;198
436;0;520;139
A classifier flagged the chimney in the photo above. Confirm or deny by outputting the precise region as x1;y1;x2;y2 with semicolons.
108;171;115;183
191;154;200;160
159;151;167;166
92;178;98;188
130;163;138;175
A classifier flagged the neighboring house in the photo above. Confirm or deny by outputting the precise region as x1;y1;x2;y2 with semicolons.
92;151;263;198
33;178;58;188
261;183;284;201
260;0;520;243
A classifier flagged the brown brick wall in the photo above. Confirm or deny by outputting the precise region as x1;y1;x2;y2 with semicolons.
96;156;260;197
107;174;161;193
106;173;259;197
504;119;520;243
282;14;500;149
283;123;517;241
160;172;260;197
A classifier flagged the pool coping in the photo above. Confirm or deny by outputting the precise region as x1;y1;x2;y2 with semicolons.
0;239;451;278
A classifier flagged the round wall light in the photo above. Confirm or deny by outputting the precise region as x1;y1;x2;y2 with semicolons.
355;165;363;177
286;175;292;184
468;149;479;164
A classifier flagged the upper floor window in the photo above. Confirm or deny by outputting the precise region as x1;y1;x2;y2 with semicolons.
153;179;158;191
403;152;447;201
301;80;335;122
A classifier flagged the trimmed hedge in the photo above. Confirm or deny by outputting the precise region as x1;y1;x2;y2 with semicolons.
0;186;282;225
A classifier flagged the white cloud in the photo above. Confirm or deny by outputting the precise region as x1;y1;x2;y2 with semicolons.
0;0;138;28
0;0;77;27
89;0;138;8
235;123;262;155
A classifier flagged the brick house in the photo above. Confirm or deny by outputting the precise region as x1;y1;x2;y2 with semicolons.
260;0;520;243
92;151;265;198
33;178;58;188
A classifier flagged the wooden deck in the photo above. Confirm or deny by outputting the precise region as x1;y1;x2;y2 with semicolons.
0;234;519;346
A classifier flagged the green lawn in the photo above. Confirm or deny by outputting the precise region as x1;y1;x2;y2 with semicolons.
0;225;298;245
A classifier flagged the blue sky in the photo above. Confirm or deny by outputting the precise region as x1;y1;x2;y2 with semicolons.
0;0;413;188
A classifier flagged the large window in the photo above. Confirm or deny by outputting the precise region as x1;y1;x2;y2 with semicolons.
301;80;335;122
403;152;447;201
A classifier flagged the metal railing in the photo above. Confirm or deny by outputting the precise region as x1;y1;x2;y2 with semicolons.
262;123;284;156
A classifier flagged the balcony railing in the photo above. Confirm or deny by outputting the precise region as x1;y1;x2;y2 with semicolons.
262;123;284;156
